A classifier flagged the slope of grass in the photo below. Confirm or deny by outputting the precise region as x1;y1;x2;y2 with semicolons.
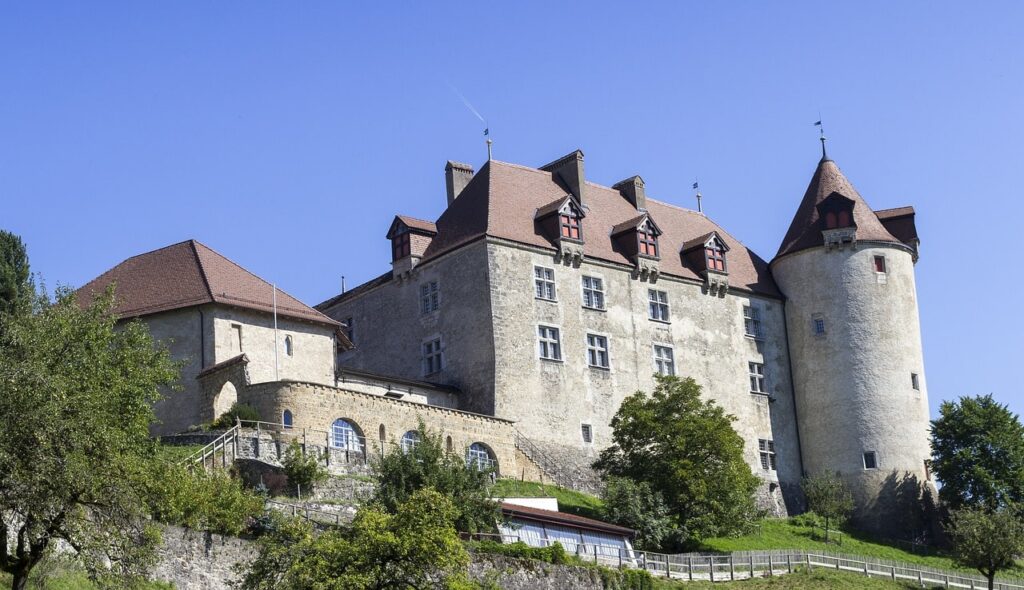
0;569;174;590
490;479;604;520
652;567;945;589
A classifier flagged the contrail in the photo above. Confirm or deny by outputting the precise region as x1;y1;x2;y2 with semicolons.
447;81;487;125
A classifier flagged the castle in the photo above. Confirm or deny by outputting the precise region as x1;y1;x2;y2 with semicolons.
79;145;933;534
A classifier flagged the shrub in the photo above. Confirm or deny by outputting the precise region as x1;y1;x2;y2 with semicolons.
211;402;261;429
468;540;572;565
789;511;825;528
148;463;264;535
281;440;328;493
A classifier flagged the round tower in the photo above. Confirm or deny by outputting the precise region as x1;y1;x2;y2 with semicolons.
771;154;932;534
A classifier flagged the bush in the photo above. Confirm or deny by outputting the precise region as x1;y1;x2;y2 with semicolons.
597;566;655;590
600;477;674;551
281;440;328;493
469;540;573;564
789;511;825;528
211;402;261;429
148;464;264;535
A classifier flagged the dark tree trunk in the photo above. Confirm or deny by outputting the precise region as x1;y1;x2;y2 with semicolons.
987;572;996;590
11;567;30;590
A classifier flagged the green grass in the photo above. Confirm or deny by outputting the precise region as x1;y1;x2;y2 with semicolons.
651;566;945;589
490;479;604;520
0;564;174;589
154;442;206;463
701;518;1024;578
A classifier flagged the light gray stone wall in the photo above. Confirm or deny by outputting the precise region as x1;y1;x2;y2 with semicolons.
772;243;932;530
485;240;802;513
335;371;459;408
321;240;498;414
143;307;208;436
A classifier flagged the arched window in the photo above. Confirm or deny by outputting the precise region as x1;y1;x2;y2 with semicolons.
466;442;497;472
446;436;454;453
284;335;294;357
331;418;364;454
282;409;293;429
401;430;420;453
378;424;386;442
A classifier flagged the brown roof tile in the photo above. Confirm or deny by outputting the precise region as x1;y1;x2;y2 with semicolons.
395;215;438;235
78;240;340;327
775;158;902;260
407;160;780;297
500;502;635;537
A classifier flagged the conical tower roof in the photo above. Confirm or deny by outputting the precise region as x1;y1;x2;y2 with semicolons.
774;158;901;260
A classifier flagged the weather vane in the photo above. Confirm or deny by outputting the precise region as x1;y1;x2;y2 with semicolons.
814;118;827;160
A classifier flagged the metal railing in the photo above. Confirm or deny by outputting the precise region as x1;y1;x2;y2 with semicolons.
265;499;346;527
182;425;240;469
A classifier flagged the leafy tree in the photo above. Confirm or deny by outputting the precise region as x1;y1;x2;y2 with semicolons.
210;402;261;429
145;463;264;536
0;286;179;589
281;440;328;494
600;477;673;551
931;395;1024;511
593;375;760;547
238;488;471;590
947;506;1024;590
0;230;31;316
373;422;499;535
801;471;854;543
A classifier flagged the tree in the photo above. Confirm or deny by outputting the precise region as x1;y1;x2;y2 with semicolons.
0;230;32;317
372;422;499;535
947;506;1024;590
593;375;760;547
0;286;179;589
931;395;1024;511
281;440;328;494
802;471;854;543
600;477;673;551
238;488;471;590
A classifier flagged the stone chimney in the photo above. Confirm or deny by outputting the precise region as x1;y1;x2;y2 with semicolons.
613;176;646;211
445;161;474;206
540;150;585;206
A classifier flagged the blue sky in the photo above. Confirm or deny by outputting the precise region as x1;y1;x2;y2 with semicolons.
3;2;1021;420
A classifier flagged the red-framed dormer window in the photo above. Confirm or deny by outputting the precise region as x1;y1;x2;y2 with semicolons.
638;224;658;257
392;230;410;261
560;212;581;240
825;209;852;229
705;241;727;272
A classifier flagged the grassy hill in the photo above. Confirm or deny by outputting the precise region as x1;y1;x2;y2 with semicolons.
652;567;947;589
490;478;604;520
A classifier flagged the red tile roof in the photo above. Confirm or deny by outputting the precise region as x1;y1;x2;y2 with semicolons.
775;159;903;260
395;215;438;235
405;159;781;297
78;240;340;327
500;502;635;537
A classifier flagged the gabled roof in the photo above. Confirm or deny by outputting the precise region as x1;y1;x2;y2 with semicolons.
775;158;901;260
681;231;729;253
535;195;582;220
500;502;635;537
409;159;779;297
610;213;660;237
387;215;437;239
78;240;340;327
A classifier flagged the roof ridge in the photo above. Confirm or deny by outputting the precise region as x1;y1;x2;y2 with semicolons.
189;240;216;301
396;214;437;225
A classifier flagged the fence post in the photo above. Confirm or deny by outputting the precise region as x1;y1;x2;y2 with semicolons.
688;556;693;582
255;422;261;458
943;574;948;588
768;555;773;577
917;571;922;587
787;554;792;574
325;432;331;466
750;555;755;578
891;565;896;581
864;560;869;577
709;557;714;582
728;555;734;580
807;554;812;571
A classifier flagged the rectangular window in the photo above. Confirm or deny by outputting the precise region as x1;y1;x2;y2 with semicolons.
863;451;878;470
874;255;887;273
392;232;410;261
582;276;605;310
743;305;762;339
911;372;920;390
758;439;777;471
586;334;610;369
231;323;243;352
422;337;443;375
638;224;659;257
749;362;766;393
581;424;593;443
538;326;562;361
653;345;675;376
342;317;354;343
534;266;556;301
560;213;581;240
812;314;826;336
419;281;440;314
648;289;670;322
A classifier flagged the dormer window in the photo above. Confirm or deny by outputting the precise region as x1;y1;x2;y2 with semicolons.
392;230;410;261
638;222;659;258
705;240;727;272
825;210;851;229
818;192;856;230
560;210;581;240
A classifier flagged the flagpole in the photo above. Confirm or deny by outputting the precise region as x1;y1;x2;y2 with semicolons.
273;283;279;381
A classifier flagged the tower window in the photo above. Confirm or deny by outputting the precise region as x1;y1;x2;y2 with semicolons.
653;345;675;376
648;289;670;322
758;439;777;471
812;314;826;336
284;335;294;357
231;323;243;352
282;409;293;429
419;281;440;314
743;305;763;339
911;372;920;391
581;276;605;310
638;223;659;257
749;362;766;393
538;325;562;361
874;255;887;273
581;424;593;443
586;334;610;369
863;451;878;470
534;266;556;301
560;211;581;240
392;230;411;261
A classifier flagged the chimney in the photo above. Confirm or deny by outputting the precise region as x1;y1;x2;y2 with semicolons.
540;149;585;206
613;176;646;211
445;161;474;206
